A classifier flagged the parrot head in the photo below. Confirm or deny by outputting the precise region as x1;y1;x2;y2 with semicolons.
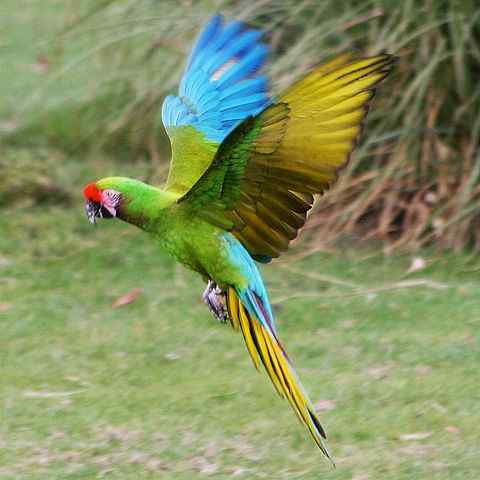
82;176;175;230
83;182;121;225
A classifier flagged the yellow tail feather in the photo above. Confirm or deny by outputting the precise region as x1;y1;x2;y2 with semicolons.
226;287;333;462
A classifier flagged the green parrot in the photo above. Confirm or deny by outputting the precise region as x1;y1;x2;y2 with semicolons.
83;14;395;461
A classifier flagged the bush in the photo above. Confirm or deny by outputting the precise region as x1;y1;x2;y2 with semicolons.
3;0;479;250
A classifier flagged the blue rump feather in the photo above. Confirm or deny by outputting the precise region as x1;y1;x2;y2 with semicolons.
222;233;276;334
162;14;271;143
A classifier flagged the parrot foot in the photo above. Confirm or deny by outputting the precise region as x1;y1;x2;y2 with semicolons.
202;281;228;323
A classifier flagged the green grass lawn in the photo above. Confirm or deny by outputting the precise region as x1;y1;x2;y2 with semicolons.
2;2;479;478
1;199;479;479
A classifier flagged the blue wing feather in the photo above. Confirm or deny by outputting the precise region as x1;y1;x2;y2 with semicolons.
199;30;261;75
162;14;271;143
184;14;222;72
219;77;268;100
216;45;267;88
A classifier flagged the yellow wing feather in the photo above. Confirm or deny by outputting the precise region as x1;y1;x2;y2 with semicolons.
230;54;395;259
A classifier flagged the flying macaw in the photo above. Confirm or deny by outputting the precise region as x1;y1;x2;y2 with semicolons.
83;14;394;461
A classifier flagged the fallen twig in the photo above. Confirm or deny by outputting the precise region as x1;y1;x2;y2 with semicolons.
278;264;361;289
271;278;449;305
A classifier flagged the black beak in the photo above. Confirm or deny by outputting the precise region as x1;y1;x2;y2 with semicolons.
85;200;99;225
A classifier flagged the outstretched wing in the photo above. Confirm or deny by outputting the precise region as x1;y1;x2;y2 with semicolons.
179;54;396;261
161;14;271;195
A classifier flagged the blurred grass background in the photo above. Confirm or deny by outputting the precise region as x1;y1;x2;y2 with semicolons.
2;0;479;250
1;0;480;478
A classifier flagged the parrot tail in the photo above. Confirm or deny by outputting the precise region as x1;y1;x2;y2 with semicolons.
225;285;333;463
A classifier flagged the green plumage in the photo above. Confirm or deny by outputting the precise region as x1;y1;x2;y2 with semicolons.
88;52;395;460
164;127;218;195
97;176;246;287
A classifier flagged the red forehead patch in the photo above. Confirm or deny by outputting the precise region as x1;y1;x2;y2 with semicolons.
83;183;102;203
